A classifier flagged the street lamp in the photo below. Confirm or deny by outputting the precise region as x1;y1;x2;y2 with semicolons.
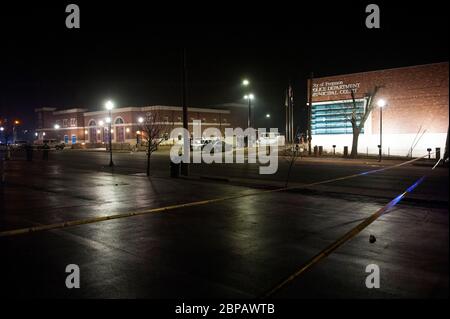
105;100;114;167
242;79;250;86
377;99;387;162
244;94;255;128
12;120;20;144
266;113;271;119
54;124;60;143
137;117;144;145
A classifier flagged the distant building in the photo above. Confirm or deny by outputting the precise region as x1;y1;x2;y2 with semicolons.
308;62;449;157
34;105;247;146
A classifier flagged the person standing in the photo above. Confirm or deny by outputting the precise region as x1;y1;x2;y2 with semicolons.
42;142;50;161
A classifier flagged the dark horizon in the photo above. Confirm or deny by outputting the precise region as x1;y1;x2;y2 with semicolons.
1;2;448;133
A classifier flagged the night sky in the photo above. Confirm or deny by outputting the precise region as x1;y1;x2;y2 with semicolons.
0;2;448;134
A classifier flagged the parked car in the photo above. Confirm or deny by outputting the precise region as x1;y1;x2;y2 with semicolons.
190;138;218;151
11;140;28;150
203;140;233;153
35;139;65;150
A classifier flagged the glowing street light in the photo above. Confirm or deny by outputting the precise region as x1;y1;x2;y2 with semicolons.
99;120;104;126
105;100;114;110
54;124;61;143
104;100;114;167
0;127;4;131
242;79;250;86
377;99;386;108
138;117;144;124
377;99;387;162
266;113;271;118
243;93;255;129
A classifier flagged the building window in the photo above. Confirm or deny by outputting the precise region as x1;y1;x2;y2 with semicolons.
163;116;169;123
63;119;68;127
115;117;124;124
88;120;96;127
311;100;365;135
177;117;181;121
222;118;227;123
70;118;77;127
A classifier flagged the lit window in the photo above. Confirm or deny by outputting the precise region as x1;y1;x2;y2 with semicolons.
311;101;365;135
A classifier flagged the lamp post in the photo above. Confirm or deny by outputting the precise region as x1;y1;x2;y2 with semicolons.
242;79;252;128
105;101;114;167
54;124;60;142
137;117;144;145
244;93;255;128
13;120;20;144
377;99;386;162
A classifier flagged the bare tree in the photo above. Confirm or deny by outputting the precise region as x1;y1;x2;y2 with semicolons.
347;86;382;158
284;126;302;187
139;110;167;176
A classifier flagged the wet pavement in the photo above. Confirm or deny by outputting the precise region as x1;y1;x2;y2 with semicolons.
0;150;448;298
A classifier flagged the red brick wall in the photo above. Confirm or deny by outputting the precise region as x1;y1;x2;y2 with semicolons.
37;105;247;143
309;62;449;134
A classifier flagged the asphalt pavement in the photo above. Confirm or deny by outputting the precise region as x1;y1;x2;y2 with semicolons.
0;149;447;298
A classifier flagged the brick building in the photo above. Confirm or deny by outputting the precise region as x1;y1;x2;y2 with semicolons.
35;105;247;146
308;62;449;157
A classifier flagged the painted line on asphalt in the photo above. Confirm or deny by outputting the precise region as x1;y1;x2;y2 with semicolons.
0;155;429;238
261;174;428;298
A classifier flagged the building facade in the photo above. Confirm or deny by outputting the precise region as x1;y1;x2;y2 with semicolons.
308;62;449;157
35;105;247;146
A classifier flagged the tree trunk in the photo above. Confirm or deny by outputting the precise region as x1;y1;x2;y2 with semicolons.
146;144;151;176
350;127;360;158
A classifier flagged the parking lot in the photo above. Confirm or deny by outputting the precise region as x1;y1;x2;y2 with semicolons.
0;150;448;298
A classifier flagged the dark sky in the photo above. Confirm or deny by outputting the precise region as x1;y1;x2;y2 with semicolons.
0;1;448;133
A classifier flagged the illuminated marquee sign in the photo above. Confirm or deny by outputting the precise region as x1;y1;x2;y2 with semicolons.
312;81;361;97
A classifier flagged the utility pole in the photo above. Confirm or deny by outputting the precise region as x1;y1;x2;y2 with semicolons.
181;48;189;176
290;83;294;143
285;88;289;144
308;72;313;155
